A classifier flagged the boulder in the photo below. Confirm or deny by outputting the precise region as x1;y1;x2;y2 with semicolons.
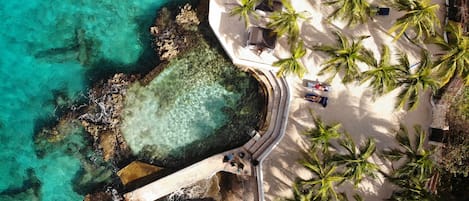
117;161;163;186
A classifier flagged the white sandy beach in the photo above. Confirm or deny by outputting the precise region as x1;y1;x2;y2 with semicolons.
209;0;447;200
261;0;446;200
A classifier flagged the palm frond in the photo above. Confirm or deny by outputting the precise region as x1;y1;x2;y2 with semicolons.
274;41;307;78
388;0;440;42
325;0;372;27
313;31;371;84
395;50;440;111
432;22;469;86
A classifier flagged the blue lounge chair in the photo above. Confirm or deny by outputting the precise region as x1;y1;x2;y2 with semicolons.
304;93;328;108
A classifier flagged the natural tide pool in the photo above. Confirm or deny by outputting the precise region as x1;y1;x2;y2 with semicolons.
121;40;264;168
0;0;264;200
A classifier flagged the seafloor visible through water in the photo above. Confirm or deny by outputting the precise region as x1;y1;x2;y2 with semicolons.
0;0;265;200
121;39;264;168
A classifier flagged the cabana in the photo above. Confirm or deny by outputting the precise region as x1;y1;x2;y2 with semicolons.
246;26;277;53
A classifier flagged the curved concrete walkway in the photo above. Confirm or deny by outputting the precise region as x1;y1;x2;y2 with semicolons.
123;68;290;201
244;70;290;201
123;1;291;200
207;0;292;200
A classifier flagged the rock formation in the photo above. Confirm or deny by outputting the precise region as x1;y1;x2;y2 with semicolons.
117;161;163;186
79;73;139;161
150;4;201;61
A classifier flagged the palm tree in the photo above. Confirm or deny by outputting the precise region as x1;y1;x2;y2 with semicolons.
274;41;307;78
324;0;372;27
282;182;314;201
395;50;440;111
360;45;407;97
333;133;380;187
303;113;342;153
300;152;344;201
383;124;436;180
430;21;469;86
388;0;440;42
387;175;437;201
230;0;259;29
313;31;372;84
267;0;308;44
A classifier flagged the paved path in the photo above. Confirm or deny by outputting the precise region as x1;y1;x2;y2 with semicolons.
124;148;253;201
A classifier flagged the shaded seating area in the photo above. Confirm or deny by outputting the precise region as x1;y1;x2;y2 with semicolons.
255;0;283;12
246;26;278;53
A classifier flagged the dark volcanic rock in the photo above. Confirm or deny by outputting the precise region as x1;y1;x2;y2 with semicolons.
79;73;139;162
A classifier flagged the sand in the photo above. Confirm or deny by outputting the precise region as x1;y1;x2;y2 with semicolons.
209;0;447;200
261;0;446;200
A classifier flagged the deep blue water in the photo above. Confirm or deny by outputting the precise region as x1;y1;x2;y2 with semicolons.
0;0;181;200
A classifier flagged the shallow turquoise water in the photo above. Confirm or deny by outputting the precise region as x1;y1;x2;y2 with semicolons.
0;0;180;200
121;40;264;168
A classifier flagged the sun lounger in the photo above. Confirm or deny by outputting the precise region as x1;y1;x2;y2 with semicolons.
304;93;328;108
303;79;331;92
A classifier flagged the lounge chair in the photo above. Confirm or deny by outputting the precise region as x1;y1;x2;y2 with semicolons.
304;93;328;108
303;79;331;92
255;0;283;12
247;26;277;52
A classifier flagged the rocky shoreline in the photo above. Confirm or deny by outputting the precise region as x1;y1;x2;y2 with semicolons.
74;2;204;166
34;1;257;200
78;73;139;162
33;2;216;199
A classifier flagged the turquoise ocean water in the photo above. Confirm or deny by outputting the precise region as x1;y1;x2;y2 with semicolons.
0;0;181;200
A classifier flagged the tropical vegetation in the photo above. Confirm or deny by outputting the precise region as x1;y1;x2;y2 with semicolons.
360;45;406;97
300;152;344;201
302;112;342;153
395;50;440;111
324;0;372;27
333;133;379;187
388;0;440;42
430;21;469;86
442;87;469;176
282;109;443;200
313;31;372;84
383;124;438;201
267;0;308;45
282;112;382;201
387;175;437;201
283;182;314;201
274;41;308;78
238;0;468;200
383;124;436;180
229;0;259;29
